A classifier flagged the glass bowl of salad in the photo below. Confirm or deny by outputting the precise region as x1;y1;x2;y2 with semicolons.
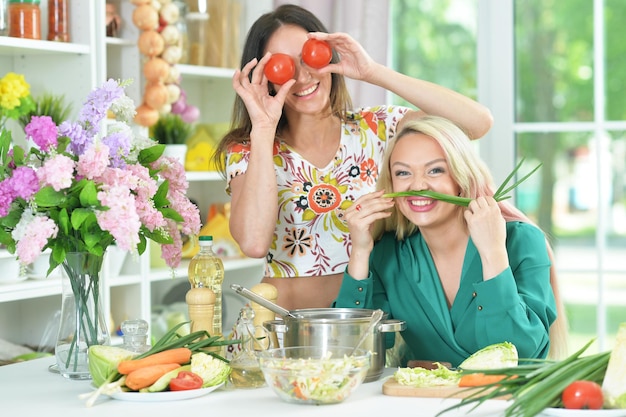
257;346;371;405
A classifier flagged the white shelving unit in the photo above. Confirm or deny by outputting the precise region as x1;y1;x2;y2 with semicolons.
0;0;265;351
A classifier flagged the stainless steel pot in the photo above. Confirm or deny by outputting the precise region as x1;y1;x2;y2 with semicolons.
263;308;405;382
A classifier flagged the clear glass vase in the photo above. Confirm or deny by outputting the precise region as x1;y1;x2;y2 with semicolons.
55;252;110;380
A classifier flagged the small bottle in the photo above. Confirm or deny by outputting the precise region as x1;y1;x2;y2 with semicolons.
120;319;150;353
173;0;188;64
8;0;41;40
188;235;224;339
47;0;69;42
229;306;266;389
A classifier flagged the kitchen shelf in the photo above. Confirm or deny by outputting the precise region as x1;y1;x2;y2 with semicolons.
0;0;266;351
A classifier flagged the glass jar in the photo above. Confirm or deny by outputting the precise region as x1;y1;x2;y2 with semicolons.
47;0;69;42
186;12;209;66
0;0;8;36
8;0;41;40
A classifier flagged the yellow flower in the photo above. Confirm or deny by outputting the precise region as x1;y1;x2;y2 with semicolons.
0;72;31;110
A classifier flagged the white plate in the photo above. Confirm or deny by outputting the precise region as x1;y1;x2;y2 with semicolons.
109;383;223;402
543;408;626;417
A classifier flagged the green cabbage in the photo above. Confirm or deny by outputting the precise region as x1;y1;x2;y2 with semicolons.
394;363;460;387
190;352;231;387
458;342;518;370
88;345;135;387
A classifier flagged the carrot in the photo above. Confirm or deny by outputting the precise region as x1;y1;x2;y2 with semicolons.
125;363;182;391
458;373;509;387
118;347;192;375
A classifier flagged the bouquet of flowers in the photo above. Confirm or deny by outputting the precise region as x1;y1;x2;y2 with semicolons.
0;77;201;271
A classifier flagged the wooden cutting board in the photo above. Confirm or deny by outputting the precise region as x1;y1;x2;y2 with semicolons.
382;378;507;399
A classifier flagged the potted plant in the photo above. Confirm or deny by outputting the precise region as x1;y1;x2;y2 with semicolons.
18;92;73;128
150;113;192;164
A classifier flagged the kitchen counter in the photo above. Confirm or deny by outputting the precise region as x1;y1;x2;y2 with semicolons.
1;357;523;416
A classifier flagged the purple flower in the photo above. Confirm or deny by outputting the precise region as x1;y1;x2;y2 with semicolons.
0;180;13;217
10;166;39;200
59;120;90;156
103;130;132;168
79;79;124;136
24;116;58;152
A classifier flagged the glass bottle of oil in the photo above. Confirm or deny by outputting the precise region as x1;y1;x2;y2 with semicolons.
229;306;266;388
188;235;223;341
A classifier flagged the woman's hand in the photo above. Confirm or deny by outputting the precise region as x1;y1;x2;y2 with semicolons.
464;196;509;280
345;191;394;252
232;54;296;134
308;32;378;82
345;191;394;280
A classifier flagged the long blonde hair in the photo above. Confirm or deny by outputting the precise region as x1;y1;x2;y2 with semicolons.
375;116;568;359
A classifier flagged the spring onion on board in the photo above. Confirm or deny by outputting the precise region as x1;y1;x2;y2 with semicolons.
436;339;611;417
383;158;542;207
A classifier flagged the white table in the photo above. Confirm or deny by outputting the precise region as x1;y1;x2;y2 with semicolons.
0;356;538;416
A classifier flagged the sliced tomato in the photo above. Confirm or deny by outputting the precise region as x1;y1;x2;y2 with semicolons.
169;371;203;391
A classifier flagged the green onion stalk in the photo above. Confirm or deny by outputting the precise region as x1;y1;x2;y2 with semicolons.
437;339;610;417
383;158;542;206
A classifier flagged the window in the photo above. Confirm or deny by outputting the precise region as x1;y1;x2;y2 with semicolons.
390;0;626;354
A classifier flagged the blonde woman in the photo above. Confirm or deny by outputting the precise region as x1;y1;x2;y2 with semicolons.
335;116;567;366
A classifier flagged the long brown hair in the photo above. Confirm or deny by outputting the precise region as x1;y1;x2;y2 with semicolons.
212;4;353;175
376;116;568;359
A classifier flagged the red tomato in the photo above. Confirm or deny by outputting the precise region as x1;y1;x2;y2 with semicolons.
302;39;332;69
561;380;604;410
263;53;295;85
169;371;203;391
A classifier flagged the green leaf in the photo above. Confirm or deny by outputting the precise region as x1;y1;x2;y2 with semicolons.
58;208;70;234
153;181;170;208
138;144;165;165
79;181;99;207
160;207;183;222
70;208;94;230
34;186;66;207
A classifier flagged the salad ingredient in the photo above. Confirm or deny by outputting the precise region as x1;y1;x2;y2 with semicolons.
458;373;509;387
263;53;295;85
169;371;204;391
125;363;182;391
437;339;610;417
395;363;460;387
117;347;192;374
602;323;626;408
191;352;231;387
259;351;370;404
143;365;191;393
459;342;518;370
302;39;332;69
88;346;136;387
561;380;604;410
384;158;541;207
83;322;239;406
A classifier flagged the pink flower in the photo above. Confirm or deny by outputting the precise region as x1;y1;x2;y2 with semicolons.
24;116;58;152
15;215;58;264
37;154;75;191
77;142;110;179
96;185;142;252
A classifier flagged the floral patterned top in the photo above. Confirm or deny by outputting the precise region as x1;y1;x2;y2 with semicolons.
225;105;411;278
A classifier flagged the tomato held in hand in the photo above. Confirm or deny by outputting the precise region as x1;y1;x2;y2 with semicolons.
263;53;295;85
169;371;203;391
561;380;604;410
302;39;332;69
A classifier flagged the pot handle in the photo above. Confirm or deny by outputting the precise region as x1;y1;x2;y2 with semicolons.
263;319;288;334
378;319;406;333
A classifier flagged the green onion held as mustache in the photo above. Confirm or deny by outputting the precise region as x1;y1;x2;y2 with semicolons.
382;158;542;207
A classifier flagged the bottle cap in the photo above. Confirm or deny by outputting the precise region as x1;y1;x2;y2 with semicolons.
199;235;213;241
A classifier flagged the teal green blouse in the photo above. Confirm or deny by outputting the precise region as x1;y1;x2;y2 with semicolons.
333;221;557;367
